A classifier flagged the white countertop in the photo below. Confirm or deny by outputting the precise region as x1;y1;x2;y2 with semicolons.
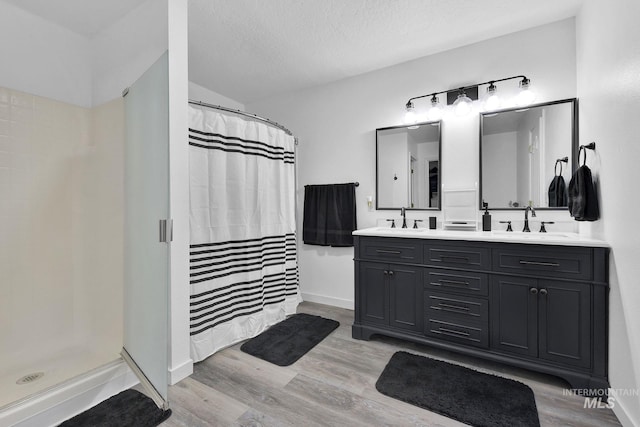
352;227;609;248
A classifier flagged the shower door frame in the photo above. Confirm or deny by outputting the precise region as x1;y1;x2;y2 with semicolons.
123;52;171;411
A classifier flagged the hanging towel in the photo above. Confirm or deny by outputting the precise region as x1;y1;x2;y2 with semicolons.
568;165;599;221
303;183;357;247
548;175;567;207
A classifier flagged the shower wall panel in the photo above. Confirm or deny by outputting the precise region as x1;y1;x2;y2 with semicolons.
0;86;123;379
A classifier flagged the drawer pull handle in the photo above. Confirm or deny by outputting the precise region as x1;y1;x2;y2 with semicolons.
436;279;470;287
441;255;470;263
438;303;470;311
439;327;470;337
376;249;402;254
519;260;560;267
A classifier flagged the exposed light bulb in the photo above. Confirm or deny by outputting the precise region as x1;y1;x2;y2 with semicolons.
404;101;417;124
483;83;501;111
516;78;536;106
453;92;473;116
427;95;443;121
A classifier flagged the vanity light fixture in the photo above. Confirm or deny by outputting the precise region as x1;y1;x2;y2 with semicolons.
427;95;443;120
516;77;536;106
404;75;534;119
453;89;473;116
404;100;417;124
483;82;501;111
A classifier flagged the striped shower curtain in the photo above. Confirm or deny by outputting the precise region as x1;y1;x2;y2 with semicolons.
188;104;301;362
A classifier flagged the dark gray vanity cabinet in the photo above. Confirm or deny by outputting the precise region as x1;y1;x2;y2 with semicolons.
353;235;609;393
491;277;591;369
355;238;423;334
358;261;422;332
423;267;490;349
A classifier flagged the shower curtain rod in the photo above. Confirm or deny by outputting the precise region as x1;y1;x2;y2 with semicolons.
188;99;298;144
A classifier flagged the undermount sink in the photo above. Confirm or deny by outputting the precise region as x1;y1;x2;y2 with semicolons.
491;231;573;239
371;227;428;233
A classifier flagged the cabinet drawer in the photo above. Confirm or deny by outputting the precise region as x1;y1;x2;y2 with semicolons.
424;242;490;270
425;318;488;348
424;270;488;296
425;292;488;326
493;246;592;280
359;238;420;262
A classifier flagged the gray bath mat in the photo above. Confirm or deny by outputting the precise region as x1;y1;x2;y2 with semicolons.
59;389;171;427
376;351;540;427
240;313;339;366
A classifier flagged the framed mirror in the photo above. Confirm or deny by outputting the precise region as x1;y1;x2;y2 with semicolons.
479;98;577;210
376;121;441;210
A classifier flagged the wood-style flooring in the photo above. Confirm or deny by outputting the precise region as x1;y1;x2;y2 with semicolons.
161;302;621;427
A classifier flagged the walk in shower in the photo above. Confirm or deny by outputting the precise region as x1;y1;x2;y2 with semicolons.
0;86;128;425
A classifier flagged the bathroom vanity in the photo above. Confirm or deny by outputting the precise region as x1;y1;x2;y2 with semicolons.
352;228;609;393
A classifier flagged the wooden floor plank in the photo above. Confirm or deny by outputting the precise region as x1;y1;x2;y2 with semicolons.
166;377;249;426
163;301;621;427
284;372;463;427
191;350;360;426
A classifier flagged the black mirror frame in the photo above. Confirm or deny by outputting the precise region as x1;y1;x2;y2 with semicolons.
478;98;578;211
376;120;442;211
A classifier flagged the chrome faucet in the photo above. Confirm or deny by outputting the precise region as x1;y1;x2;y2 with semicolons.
401;207;408;228
523;206;537;232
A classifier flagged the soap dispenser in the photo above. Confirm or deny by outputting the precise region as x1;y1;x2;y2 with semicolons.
482;202;492;231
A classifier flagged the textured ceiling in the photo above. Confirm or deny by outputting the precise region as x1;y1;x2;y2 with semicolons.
2;0;149;37
189;0;582;104
3;0;583;104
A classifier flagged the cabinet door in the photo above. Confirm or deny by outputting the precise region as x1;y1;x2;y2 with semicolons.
538;280;592;368
490;275;538;357
359;262;389;326
388;264;422;331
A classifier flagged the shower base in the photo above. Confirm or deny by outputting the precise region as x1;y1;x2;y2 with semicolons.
0;348;137;427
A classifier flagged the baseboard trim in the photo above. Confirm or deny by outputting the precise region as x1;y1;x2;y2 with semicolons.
611;390;638;427
169;358;193;385
301;292;354;310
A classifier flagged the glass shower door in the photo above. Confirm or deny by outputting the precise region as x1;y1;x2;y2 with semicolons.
123;52;170;408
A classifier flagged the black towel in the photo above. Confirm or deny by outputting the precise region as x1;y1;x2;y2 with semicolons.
568;165;599;221
303;183;357;247
548;175;567;207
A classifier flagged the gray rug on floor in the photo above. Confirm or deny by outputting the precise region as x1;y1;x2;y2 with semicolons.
59;389;171;427
376;351;540;427
240;313;339;366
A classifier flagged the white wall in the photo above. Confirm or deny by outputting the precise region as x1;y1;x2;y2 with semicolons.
543;104;572;206
167;0;192;385
0;1;92;107
91;0;169;107
189;81;245;111
247;19;577;308
577;0;640;424
0;0;172;109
